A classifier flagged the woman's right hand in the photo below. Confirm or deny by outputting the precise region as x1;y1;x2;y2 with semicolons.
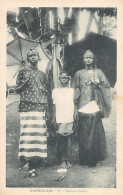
74;108;79;121
23;77;30;84
16;78;30;93
24;72;32;81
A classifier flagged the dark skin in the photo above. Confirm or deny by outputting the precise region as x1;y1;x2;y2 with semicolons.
16;53;38;93
74;54;100;121
16;53;39;176
53;74;72;169
17;53;49;175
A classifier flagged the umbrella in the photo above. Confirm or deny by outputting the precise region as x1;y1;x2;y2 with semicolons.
7;35;52;66
65;32;116;87
7;36;52;86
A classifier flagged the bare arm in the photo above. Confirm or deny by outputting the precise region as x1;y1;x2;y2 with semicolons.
16;68;30;94
73;72;80;120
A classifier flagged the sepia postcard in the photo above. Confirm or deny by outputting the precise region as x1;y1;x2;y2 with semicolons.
0;0;123;195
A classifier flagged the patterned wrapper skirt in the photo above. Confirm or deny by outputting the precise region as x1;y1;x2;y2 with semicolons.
19;111;47;163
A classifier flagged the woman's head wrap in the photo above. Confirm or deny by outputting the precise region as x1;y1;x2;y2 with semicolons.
27;48;41;62
83;50;94;58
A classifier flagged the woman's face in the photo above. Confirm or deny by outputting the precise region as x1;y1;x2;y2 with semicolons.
28;54;39;65
83;55;94;66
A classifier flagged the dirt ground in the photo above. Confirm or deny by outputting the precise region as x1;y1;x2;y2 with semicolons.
6;95;116;188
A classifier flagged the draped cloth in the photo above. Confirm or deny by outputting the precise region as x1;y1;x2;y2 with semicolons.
19;111;47;167
52;88;74;123
52;88;74;162
16;65;48;169
74;68;111;117
74;68;111;166
78;112;106;166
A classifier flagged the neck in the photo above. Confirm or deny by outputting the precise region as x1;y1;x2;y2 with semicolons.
30;63;38;69
59;83;69;88
85;65;93;70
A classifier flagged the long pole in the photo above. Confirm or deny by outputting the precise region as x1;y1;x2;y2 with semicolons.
38;8;42;37
20;8;32;40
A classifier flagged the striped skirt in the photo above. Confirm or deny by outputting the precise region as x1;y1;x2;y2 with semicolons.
19;111;47;162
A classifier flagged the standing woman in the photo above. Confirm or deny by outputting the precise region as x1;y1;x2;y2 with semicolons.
16;48;48;177
74;50;111;167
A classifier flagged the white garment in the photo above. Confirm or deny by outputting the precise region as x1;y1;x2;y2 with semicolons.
52;88;74;123
78;100;100;113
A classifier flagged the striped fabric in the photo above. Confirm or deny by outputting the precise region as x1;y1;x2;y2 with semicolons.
19;112;47;159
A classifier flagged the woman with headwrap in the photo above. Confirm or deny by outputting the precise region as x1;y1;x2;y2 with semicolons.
74;50;111;167
16;48;48;177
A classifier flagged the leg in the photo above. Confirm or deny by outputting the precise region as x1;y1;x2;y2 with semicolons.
60;136;68;169
66;135;72;168
57;134;67;168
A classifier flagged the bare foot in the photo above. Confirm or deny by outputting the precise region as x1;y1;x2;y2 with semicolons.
29;172;36;177
66;161;72;169
24;162;29;170
61;161;67;169
19;162;29;171
29;169;36;177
